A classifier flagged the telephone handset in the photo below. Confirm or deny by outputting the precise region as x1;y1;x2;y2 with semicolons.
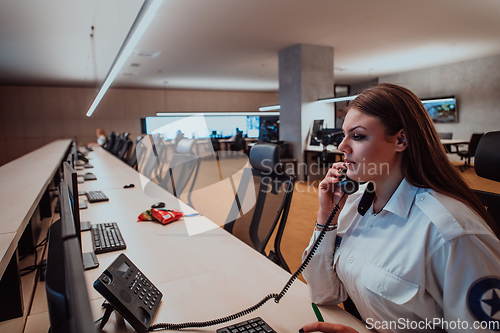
94;253;163;333
337;168;362;195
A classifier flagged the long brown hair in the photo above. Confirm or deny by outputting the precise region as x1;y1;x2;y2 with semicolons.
348;83;500;238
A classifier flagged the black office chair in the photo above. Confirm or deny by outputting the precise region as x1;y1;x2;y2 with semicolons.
158;139;200;200
230;132;245;154
224;143;295;272
117;133;133;161
109;133;124;156
458;133;484;171
210;137;221;152
139;135;169;183
473;131;500;228
104;132;116;151
126;136;145;170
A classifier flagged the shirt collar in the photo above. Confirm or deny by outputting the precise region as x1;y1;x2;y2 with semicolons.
376;178;419;219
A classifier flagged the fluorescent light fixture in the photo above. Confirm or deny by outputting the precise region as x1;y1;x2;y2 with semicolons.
259;105;281;111
86;0;163;117
421;97;455;104
155;112;280;117
317;95;359;103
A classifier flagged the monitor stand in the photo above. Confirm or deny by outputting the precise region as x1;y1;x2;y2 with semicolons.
81;221;91;231
83;251;99;270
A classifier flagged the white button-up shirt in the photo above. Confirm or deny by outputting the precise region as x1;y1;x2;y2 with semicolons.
303;179;500;332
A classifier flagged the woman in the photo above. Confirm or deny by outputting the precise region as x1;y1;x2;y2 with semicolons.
96;128;107;146
300;83;500;333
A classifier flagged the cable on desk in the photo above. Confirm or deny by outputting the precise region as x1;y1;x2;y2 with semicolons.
148;193;346;331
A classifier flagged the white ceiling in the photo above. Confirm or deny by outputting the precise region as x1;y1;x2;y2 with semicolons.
1;0;500;92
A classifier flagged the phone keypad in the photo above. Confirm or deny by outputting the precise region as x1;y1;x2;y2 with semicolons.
127;270;162;310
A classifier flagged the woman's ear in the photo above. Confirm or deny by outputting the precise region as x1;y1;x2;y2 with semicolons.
395;129;408;152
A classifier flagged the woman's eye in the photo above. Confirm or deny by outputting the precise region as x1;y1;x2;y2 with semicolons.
352;134;365;141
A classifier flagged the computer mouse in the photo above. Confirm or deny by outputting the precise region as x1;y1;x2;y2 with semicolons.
124;183;135;189
151;202;165;209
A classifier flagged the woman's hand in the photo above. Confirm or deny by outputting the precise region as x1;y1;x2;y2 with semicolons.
317;162;349;226
300;322;360;333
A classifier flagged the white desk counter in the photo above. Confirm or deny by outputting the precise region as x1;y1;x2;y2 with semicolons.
0;139;71;276
26;146;372;333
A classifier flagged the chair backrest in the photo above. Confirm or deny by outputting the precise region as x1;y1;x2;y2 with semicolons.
468;133;484;156
139;135;169;182
104;132;116;151
110;133;124;156
475;131;500;182
473;131;500;229
438;132;452;140
224;143;294;272
117;137;132;161
158;139;200;198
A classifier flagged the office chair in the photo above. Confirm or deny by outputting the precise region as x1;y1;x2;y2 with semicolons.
224;143;295;272
117;133;133;161
210;137;221;152
473;131;500;228
103;132;115;151
158;139;200;200
139;135;170;183
230;131;245;154
457;133;484;171
126;137;144;170
109;133;124;156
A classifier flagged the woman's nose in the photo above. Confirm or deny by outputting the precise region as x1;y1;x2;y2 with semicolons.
338;138;350;153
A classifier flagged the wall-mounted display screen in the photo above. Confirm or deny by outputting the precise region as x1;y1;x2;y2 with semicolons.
145;112;279;140
422;97;457;123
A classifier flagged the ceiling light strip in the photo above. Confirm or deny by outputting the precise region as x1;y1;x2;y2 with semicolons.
316;95;359;103
86;0;163;117
258;105;281;111
155;112;280;117
421;97;455;104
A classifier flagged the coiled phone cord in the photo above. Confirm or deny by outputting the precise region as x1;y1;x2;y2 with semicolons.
148;193;346;331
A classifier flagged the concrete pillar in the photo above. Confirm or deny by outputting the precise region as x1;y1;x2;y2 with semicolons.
278;44;334;181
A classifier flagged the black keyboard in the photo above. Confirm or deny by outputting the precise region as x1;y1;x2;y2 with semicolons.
216;317;276;333
86;190;109;203
91;222;126;254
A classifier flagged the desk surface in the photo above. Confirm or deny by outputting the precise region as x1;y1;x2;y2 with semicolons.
0;139;71;278
440;139;469;145
305;145;342;153
26;147;371;333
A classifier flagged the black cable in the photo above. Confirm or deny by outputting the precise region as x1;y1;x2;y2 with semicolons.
148;192;346;331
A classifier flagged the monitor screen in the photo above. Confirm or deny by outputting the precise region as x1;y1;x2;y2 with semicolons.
62;161;81;243
72;139;79;167
422;97;458;123
310;119;324;146
45;182;95;333
145;113;279;139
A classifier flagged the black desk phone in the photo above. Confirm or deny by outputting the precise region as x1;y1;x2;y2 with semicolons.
94;253;162;333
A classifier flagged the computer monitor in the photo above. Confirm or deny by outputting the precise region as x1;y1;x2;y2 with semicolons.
73;137;89;165
310;120;324;146
62;161;98;270
45;181;96;333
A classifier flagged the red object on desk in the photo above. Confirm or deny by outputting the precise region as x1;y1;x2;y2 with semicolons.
151;208;184;225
